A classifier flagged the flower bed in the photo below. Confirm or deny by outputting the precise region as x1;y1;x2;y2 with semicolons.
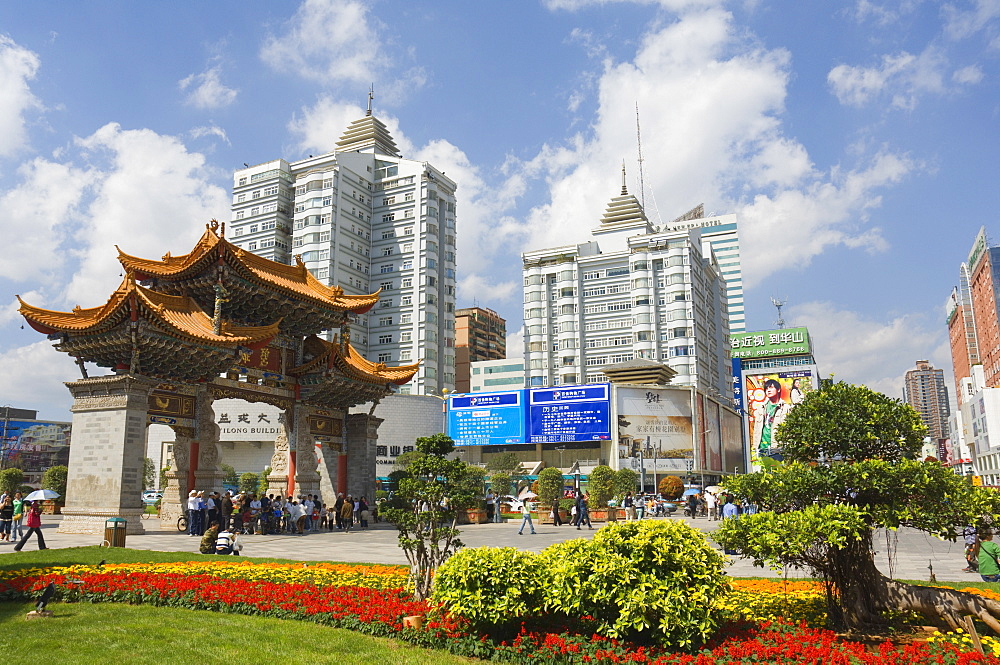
0;562;997;664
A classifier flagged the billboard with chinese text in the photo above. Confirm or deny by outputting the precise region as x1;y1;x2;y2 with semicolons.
731;327;811;359
744;370;814;469
615;386;693;459
527;384;611;443
447;390;526;446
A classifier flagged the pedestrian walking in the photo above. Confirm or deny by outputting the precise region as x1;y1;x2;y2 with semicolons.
10;492;24;541
13;500;46;551
517;501;536;535
978;531;1000;582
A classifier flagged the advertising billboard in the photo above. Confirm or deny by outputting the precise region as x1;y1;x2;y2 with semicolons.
744;369;814;467
730;327;811;359
0;420;71;467
615;386;693;458
447;390;526;446
528;384;611;443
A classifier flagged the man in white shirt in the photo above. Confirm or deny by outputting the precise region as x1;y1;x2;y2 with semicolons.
249;494;262;534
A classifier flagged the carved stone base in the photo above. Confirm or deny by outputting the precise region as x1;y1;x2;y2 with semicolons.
57;510;146;535
266;474;288;498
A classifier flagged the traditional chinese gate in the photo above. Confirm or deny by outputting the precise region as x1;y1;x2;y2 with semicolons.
19;222;417;534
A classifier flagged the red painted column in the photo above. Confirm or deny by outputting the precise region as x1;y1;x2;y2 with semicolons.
288;451;297;497
338;451;348;495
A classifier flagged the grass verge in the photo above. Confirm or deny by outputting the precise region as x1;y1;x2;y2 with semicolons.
0;601;470;664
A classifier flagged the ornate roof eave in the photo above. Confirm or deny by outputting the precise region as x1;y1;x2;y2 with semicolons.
18;277;279;348
117;224;380;316
288;336;420;386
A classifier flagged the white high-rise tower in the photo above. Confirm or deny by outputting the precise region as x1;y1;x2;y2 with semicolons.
229;101;457;395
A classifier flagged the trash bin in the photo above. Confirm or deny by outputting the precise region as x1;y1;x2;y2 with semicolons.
105;517;127;547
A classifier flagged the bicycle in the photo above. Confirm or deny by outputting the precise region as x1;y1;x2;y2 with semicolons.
177;515;188;532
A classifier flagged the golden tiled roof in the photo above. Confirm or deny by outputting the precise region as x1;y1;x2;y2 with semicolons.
18;277;279;347
290;336;420;386
117;225;380;315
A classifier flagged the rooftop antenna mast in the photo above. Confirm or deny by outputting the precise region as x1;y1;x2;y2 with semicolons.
771;296;788;329
635;101;646;211
366;84;374;117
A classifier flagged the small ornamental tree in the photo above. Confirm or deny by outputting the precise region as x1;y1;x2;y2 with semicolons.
41;465;68;502
142;457;155;491
489;472;512;497
380;433;476;601
537;466;564;508
587;465;615;508
221;464;238;487
238;472;259;495
716;381;1000;633
613;467;638;497
0;468;24;496
659;475;683;499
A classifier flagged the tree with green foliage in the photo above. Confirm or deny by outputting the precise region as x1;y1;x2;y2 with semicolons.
143;457;155;491
485;451;522;474
259;467;270;495
489;472;512;497
0;468;24;496
395;450;424;470
613;467;638;498
537;466;564;508
587;465;615;508
380;433;477;601
658;475;683;499
41;465;68;502
716;381;1000;633
221;464;238;487
238;472;259;495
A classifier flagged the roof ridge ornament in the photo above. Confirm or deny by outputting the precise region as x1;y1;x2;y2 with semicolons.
206;219;225;238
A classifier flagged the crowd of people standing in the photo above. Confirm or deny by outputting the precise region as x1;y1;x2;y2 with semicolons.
185;489;375;538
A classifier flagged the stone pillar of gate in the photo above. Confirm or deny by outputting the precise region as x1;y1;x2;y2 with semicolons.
292;408;321;497
345;413;382;503
192;388;225;493
158;430;192;530
266;411;291;497
58;374;157;535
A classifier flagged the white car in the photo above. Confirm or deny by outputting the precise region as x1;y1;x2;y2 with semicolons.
142;491;162;505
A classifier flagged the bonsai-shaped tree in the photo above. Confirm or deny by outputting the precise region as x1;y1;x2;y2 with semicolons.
537;466;564;509
716;381;1000;633
658;475;683;499
588;465;615;508
380;433;476;600
238;472;259;495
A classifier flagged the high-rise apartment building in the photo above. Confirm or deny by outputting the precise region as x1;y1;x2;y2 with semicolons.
455;307;506;392
229;105;458;395
661;204;744;333
521;173;733;398
902;360;951;440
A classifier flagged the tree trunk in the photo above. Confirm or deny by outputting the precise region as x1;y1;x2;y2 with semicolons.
826;529;1000;635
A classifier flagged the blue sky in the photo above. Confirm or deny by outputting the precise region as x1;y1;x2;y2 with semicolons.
0;0;997;420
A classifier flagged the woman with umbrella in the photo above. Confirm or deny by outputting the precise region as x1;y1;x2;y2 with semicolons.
13;499;47;551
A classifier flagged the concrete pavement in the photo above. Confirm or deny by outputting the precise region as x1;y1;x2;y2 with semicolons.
0;513;979;583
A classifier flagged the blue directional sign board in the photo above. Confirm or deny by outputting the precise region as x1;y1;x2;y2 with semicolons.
527;384;611;443
447;391;526;446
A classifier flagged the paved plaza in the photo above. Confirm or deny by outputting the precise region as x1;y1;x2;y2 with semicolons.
0;513;980;583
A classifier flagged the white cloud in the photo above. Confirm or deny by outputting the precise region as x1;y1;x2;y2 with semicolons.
190;124;231;145
943;0;1000;40
0;157;90;283
0;35;42;158
544;0;724;11
64;123;230;306
787;301;951;399
505;328;524;359
952;64;984;84
827;48;952;109
260;0;385;85
0;340;80;419
179;66;237;110
457;273;519;307
738;151;913;288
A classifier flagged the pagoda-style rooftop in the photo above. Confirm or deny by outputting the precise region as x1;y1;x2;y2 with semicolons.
18;277;279;381
117;223;380;337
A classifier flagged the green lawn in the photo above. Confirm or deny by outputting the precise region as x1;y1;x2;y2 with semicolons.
0;545;363;570
0;601;471;664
